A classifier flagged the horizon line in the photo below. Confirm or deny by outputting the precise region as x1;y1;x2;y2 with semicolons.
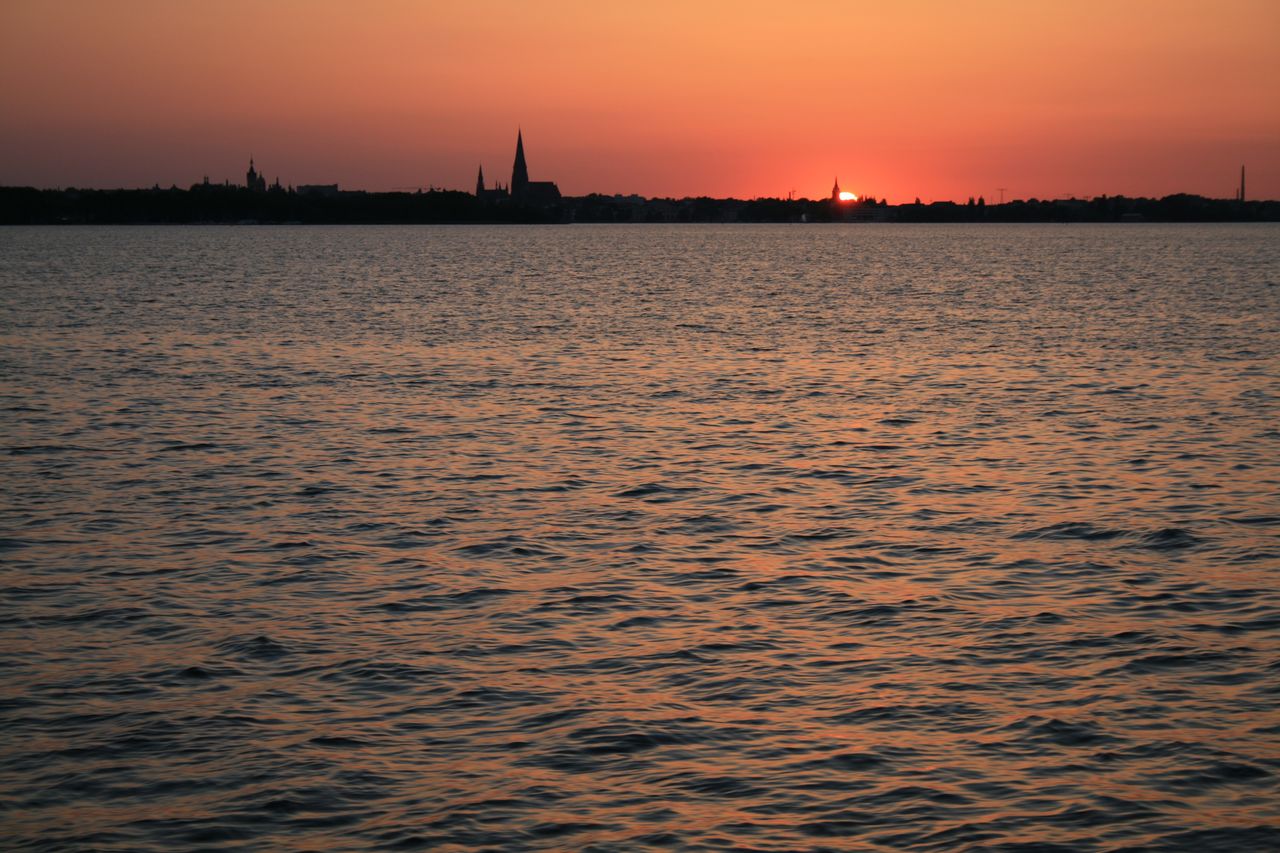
2;182;1275;206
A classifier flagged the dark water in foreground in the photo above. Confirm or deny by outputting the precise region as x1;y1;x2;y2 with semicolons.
2;224;1278;851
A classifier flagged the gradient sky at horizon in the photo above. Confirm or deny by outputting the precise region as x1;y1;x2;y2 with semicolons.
2;0;1277;201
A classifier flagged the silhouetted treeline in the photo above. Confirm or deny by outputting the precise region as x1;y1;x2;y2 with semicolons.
0;185;560;225
1;184;1276;225
893;194;1279;223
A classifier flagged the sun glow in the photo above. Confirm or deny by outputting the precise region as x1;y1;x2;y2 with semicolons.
838;191;857;201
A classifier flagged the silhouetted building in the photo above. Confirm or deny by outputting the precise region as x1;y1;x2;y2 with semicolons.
246;157;267;193
511;133;530;197
831;177;842;202
474;130;560;207
474;165;507;203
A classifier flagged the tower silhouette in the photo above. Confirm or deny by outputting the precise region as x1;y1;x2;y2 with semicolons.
511;130;529;199
474;129;558;206
245;157;266;192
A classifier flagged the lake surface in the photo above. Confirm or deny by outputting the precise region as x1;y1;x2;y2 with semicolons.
2;224;1278;851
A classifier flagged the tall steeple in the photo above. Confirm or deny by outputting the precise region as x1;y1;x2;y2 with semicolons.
831;177;841;201
511;129;529;198
476;164;485;196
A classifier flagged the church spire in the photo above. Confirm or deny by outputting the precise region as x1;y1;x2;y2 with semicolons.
476;164;485;196
511;129;529;198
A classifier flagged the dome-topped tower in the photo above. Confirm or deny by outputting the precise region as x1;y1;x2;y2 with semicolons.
246;157;266;192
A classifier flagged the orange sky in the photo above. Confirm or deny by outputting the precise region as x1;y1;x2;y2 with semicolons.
1;0;1277;201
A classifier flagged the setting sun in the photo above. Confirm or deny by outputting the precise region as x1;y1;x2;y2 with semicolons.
838;191;857;202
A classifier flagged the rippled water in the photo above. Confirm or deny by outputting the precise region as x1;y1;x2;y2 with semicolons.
2;224;1279;851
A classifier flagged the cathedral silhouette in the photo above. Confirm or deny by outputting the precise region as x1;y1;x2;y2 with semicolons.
476;130;561;206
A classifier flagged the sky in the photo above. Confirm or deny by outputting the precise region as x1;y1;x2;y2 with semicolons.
1;0;1277;201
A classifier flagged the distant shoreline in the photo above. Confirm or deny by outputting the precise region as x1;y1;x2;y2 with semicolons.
3;186;1277;225
5;216;1274;222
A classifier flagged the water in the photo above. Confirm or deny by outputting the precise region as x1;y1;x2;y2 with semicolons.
2;224;1278;851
